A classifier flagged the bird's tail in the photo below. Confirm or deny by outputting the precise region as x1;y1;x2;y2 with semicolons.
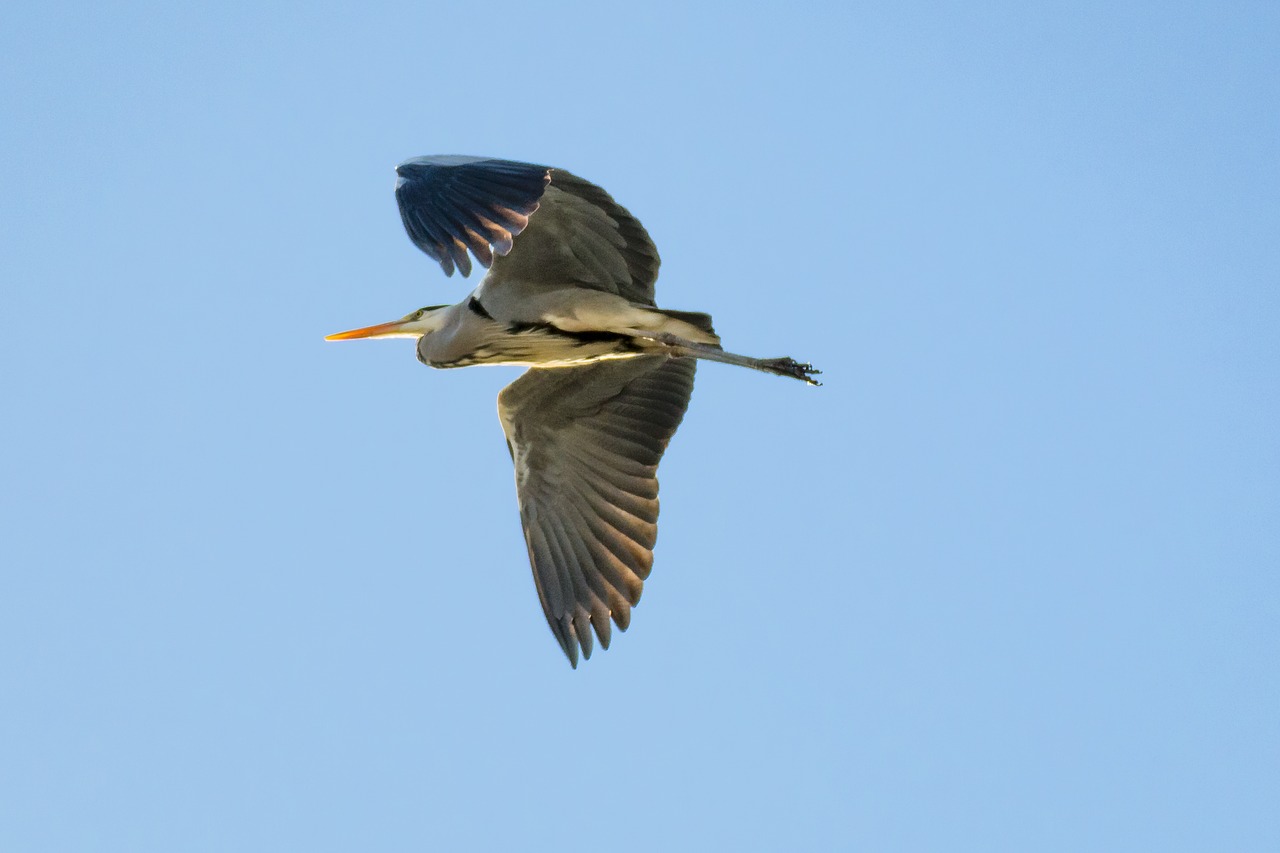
657;309;719;344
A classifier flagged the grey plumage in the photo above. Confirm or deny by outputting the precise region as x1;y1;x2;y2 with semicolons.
329;155;819;666
499;356;696;666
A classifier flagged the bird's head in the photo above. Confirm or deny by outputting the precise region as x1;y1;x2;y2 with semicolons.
325;305;450;341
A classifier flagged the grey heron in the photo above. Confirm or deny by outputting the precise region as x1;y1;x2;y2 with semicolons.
328;156;819;666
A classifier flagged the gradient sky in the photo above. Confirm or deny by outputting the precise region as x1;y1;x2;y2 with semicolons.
2;2;1277;850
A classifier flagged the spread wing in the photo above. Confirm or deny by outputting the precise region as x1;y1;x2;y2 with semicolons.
497;356;696;667
395;155;661;305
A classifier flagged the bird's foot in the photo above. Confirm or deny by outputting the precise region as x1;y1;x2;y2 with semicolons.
763;357;822;386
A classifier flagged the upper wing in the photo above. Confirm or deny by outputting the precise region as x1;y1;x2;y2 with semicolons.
497;356;696;667
395;155;661;305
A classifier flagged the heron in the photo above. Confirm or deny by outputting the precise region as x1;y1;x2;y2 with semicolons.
328;156;820;666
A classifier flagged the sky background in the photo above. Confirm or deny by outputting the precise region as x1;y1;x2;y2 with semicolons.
2;1;1277;850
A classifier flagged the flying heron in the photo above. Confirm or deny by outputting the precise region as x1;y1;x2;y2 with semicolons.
328;155;820;666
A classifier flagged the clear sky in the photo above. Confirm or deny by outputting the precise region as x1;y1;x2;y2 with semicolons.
2;2;1277;850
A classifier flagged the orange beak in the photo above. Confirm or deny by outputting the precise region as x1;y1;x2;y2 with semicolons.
325;319;417;341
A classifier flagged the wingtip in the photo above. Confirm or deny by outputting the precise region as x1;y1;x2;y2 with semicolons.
557;617;580;669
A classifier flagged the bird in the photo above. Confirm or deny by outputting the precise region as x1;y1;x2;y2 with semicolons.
327;155;820;666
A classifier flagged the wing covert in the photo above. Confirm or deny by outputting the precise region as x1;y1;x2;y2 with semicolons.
489;169;662;305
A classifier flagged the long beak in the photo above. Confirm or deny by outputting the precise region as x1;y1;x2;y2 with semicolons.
325;319;417;341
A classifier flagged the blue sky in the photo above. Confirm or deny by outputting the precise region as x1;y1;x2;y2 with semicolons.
2;1;1277;850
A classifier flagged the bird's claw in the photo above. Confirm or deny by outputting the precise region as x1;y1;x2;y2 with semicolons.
765;357;823;386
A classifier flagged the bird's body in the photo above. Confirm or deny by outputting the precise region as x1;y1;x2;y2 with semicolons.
329;156;819;666
410;289;714;370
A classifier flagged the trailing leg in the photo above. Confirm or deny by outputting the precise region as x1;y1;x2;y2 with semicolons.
639;332;822;385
